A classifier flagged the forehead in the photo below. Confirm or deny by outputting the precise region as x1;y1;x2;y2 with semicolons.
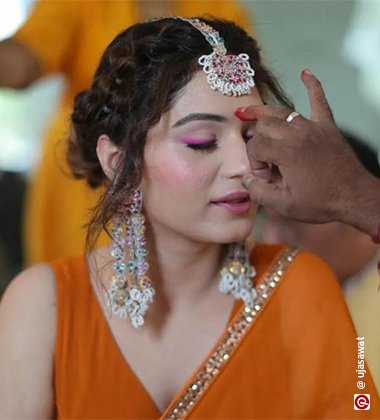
167;71;263;125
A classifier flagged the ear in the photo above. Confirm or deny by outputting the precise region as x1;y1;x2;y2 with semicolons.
96;135;122;181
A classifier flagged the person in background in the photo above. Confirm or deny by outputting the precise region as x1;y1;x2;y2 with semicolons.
259;130;380;392
0;0;252;266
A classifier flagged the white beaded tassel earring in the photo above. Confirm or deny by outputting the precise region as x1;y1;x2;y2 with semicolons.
108;188;155;328
219;242;257;308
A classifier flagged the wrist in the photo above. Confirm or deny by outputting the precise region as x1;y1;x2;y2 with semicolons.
341;173;380;237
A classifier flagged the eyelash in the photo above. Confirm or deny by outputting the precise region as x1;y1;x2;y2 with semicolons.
186;141;218;151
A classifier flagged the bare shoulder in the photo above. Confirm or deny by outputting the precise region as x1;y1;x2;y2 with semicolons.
0;263;57;329
1;262;56;304
0;263;57;365
0;264;56;418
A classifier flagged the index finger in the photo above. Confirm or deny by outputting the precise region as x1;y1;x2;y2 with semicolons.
235;104;291;121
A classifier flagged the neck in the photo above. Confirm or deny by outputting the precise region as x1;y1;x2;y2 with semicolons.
146;226;228;306
340;245;378;283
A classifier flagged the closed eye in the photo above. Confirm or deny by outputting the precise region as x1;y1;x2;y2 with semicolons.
186;141;218;151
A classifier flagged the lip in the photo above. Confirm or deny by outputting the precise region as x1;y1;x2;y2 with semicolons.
211;191;252;215
213;191;250;203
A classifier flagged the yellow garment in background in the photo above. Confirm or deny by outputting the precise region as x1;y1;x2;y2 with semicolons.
14;0;253;265
343;261;380;393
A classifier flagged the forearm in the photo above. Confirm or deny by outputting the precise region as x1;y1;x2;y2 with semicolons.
0;38;41;89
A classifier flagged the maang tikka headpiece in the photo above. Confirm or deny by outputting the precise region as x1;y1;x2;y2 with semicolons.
178;17;255;96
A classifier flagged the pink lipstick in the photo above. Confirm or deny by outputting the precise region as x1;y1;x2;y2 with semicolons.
211;191;252;215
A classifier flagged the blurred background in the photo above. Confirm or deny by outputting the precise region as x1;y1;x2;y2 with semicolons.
0;0;379;295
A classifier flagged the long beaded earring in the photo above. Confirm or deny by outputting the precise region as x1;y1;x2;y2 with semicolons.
108;188;155;328
219;242;257;308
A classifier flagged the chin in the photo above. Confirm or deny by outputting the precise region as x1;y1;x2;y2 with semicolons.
213;219;253;244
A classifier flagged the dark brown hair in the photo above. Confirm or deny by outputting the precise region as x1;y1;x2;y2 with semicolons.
67;17;293;250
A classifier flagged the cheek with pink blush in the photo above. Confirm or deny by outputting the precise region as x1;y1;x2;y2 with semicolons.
146;153;211;195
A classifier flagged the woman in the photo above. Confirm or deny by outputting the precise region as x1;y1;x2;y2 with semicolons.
3;0;252;265
0;17;379;419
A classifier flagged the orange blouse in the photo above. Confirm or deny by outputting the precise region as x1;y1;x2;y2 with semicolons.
50;244;380;419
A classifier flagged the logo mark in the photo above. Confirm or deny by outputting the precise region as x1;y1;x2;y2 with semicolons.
354;394;370;410
357;381;365;390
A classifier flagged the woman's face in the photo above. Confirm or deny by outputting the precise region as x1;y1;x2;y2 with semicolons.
142;71;263;245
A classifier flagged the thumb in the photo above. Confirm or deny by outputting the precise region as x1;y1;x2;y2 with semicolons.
301;69;334;123
242;175;283;209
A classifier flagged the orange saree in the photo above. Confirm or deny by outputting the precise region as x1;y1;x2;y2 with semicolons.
51;244;380;419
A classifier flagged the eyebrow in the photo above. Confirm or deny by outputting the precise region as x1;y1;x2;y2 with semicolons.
172;113;227;128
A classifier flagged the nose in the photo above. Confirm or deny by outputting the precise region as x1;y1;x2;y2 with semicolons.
222;134;252;179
